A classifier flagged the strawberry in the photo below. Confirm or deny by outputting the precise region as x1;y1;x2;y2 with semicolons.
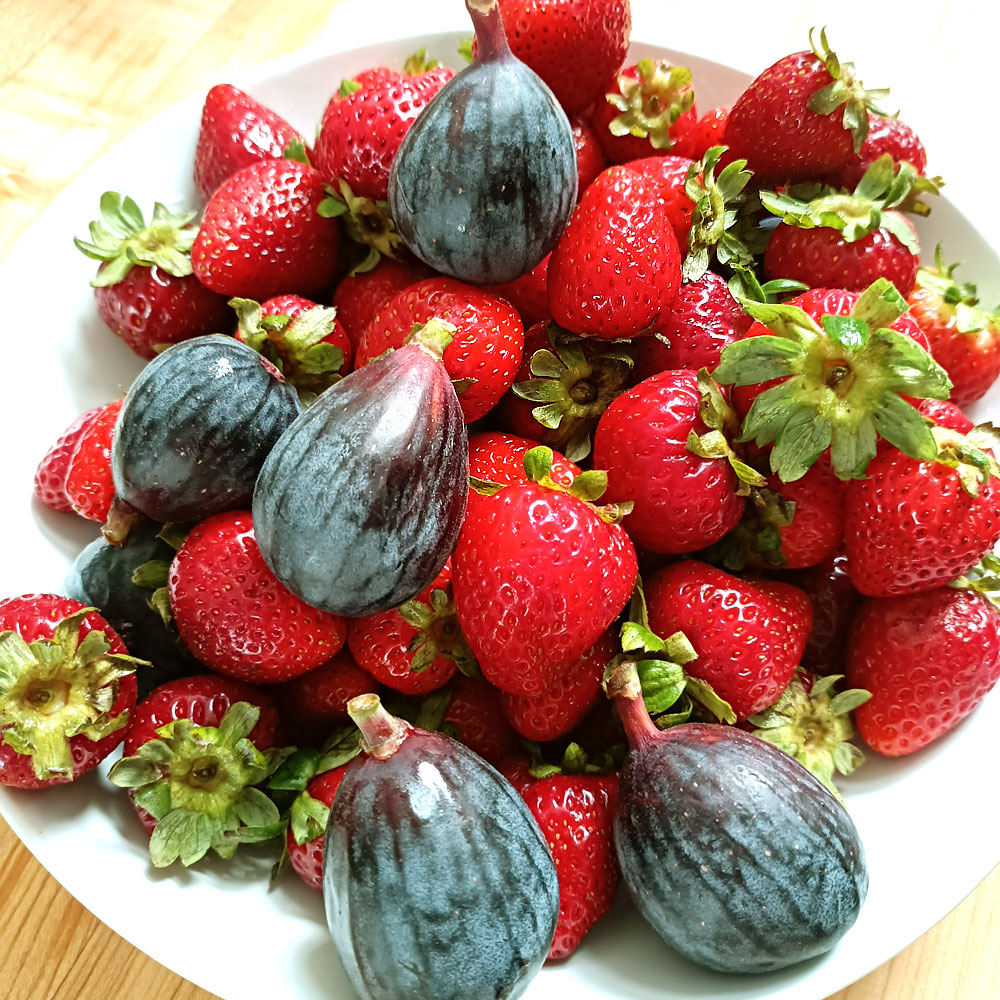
590;59;697;164
313;65;453;201
346;564;473;696
548;165;681;339
63;398;123;522
33;405;106;513
484;254;550;327
110;675;286;867
74;192;231;360
499;630;616;741
437;675;522;766
721;29;888;182
831;113;929;191
623;153;698;247
355;277;524;422
191;159;341;300
193;84;305;201
453;447;637;696
0;595;138;788
644;560;811;719
571;116;609;192
671;105;730;161
168;511;348;683
907;248;1000;406
285;764;351;890
846;585;1000;755
593;369;752;554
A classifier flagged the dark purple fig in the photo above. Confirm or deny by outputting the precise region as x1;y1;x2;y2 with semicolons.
111;336;301;523
252;321;468;617
324;694;558;1000
607;661;868;974
387;0;577;285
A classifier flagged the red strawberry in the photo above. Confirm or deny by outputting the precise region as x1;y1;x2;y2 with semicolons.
355;277;524;422
193;84;305;201
168;511;348;683
847;586;1000;755
64;398;124;522
907;250;1000;406
591;59;697;164
33;405;105;513
722;29;887;182
623;153;697;247
347;564;472;696
484;254;550;327
486;0;630;116
831;113;928;191
191;159;341;300
313;66;453;200
644;561;811;719
633;271;752;379
499;631;616;741
671;105;730;160
593;369;748;554
549;165;681;339
453;447;637;696
571;116;609;192
438;675;522;767
74;192;231;360
0;595;137;788
286;764;351;890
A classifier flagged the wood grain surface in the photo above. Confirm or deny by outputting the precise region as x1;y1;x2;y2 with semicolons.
1;0;999;998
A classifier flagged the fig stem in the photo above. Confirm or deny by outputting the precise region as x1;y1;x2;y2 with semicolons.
347;694;408;760
466;0;509;61
607;660;661;750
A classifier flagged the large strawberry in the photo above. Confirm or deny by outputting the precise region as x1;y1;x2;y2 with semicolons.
355;277;524;422
168;511;347;683
453;447;637;697
191;159;341;299
75;192;231;359
548;165;681;339
847;585;1000;755
63;398;124;522
33;405;106;513
622;153;698;247
0;595;138;788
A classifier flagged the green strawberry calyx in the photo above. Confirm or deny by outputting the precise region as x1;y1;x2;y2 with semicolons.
747;671;871;805
951;551;1000;605
524;740;622;779
605;58;695;150
512;323;634;462
931;422;1000;498
916;245;1000;335
398;584;478;677
805;26;890;152
403;48;440;74
522;445;633;524
318;178;402;275
714;277;953;481
697;484;797;572
75;192;199;288
0;608;143;781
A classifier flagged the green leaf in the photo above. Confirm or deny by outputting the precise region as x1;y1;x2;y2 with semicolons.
872;394;939;463
338;79;363;97
830;416;878;479
283;138;311;164
468;475;503;496
829;688;872;714
234;786;281;828
770;407;832;482
620;622;667;654
133;781;172;822
131;559;170;590
108;755;160;788
457;36;474;63
268;748;321;792
821;315;869;350
683;676;737;724
317;195;348;218
636;658;686;716
736;299;823;343
568;469;608;502
713;336;804;386
290;791;331;845
149;809;215;868
523;446;553;483
851;278;909;330
527;348;566;380
217;702;260;745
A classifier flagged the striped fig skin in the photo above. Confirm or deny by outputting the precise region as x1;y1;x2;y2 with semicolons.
324;728;558;1000
111;336;301;523
252;343;468;617
615;724;868;973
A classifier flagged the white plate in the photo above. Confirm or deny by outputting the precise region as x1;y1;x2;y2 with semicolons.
2;19;1000;1000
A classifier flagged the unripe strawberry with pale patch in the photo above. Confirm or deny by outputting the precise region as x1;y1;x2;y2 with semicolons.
168;511;347;684
34;405;106;513
64;398;124;522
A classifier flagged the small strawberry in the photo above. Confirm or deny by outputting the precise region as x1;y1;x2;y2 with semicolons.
347;564;474;696
623;153;698;247
571;116;609;192
847;584;1000;756
33;405;106;513
168;511;348;683
484;254;551;327
192;159;341;300
671;105;730;161
193;84;306;201
831;113;929;191
907;247;1000;406
548;165;681;339
0;595;139;788
453;447;637;696
74;192;231;359
437;676;522;766
722;28;888;182
355;278;524;422
63;398;123;522
286;765;351;890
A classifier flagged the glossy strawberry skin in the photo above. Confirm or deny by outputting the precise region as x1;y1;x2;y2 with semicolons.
192;159;341;300
356;277;524;422
238;293;353;372
0;595;136;789
571;117;609;192
847;587;1000;756
831;113;928;190
313;67;453;200
34;406;105;513
453;483;637;696
594;370;744;554
194;84;305;201
623;154;698;247
484;255;550;327
645;561;811;720
441;675;522;767
64;398;124;522
286;765;351;891
671;105;730;160
168;511;347;684
549;166;681;339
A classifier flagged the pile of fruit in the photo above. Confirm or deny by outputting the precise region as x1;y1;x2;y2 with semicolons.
5;0;1000;995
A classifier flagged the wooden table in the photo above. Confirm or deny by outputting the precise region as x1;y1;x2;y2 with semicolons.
1;1;998;997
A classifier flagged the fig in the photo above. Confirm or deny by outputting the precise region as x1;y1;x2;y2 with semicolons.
111;336;301;523
324;694;558;1000
252;320;468;617
607;660;868;974
388;0;577;285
